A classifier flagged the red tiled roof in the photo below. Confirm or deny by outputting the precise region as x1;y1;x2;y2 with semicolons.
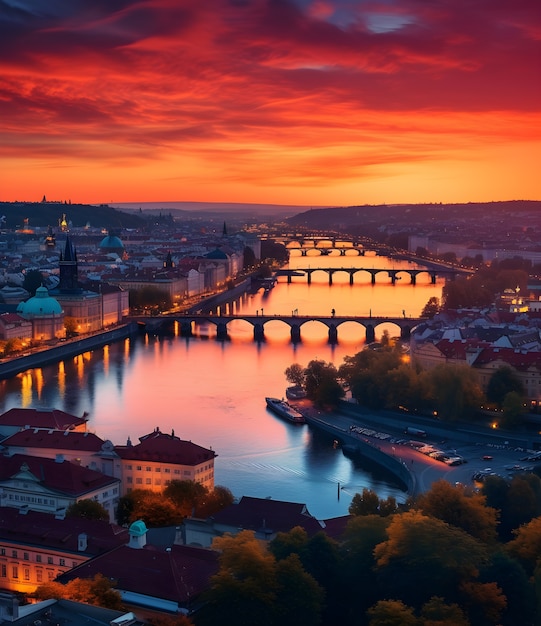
58;543;219;605
474;347;541;371
212;496;323;536
0;508;128;555
0;454;119;496
1;428;106;452
0;408;87;430
115;429;215;465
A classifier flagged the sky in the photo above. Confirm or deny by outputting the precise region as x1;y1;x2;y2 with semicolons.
1;0;540;207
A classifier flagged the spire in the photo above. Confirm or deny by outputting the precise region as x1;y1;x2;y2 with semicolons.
222;221;228;237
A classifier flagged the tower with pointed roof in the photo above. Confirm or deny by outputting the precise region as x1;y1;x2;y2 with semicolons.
58;236;80;292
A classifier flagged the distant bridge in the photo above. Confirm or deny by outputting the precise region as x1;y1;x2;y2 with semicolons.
276;267;461;285
132;313;423;343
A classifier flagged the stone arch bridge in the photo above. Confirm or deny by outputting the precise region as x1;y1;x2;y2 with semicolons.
134;313;423;343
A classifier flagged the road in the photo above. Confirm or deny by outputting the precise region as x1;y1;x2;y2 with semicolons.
293;400;536;496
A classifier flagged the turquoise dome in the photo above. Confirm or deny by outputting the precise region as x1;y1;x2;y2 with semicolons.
17;286;63;317
99;235;124;251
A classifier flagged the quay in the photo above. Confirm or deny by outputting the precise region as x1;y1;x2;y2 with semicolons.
0;322;139;380
293;400;541;497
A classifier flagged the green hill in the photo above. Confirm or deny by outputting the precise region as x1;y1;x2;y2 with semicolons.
0;201;148;230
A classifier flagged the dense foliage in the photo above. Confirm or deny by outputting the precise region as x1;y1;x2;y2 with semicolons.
288;346;527;426
196;478;541;626
116;481;234;527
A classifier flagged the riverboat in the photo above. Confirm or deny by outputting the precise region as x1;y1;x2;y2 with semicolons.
265;397;306;424
285;385;307;400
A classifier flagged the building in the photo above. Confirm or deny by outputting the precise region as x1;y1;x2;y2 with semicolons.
57;520;220;616
0;408;88;440
183;495;324;547
0;454;121;522
0;508;128;593
115;428;216;495
15;286;65;341
0;428;121;479
0;313;32;342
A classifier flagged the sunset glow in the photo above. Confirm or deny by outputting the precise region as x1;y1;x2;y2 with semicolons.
1;0;540;206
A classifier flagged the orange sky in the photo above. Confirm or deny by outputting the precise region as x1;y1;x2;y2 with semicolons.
1;0;540;207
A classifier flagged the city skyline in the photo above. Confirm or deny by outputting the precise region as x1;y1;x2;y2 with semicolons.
1;0;540;207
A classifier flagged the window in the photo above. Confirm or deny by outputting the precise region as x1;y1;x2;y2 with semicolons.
47;557;53;565
164;468;170;473
174;469;181;475
36;554;42;563
183;470;191;476
47;570;54;581
59;558;65;566
12;566;18;579
155;467;161;472
11;550;17;558
135;478;142;485
145;478;151;485
36;569;42;583
24;568;30;581
127;476;133;484
0;565;6;578
136;465;142;471
146;467;151;472
126;464;132;470
0;549;5;556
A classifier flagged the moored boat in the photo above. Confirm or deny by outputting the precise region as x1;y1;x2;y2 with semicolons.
265;397;306;424
285;385;307;400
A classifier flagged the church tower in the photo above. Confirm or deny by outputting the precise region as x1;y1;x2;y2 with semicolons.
58;236;80;292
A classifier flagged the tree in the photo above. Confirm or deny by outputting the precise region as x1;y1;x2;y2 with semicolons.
423;364;483;421
420;596;469;626
34;574;123;610
66;499;109;522
349;488;398;517
416;480;498;543
367;599;418;626
486;366;525;407
303;359;344;408
285;363;305;388
163;480;208;517
116;489;183;527
421;296;440;319
64;316;78;337
194;485;235;518
374;510;489;611
22;269;43;296
501;391;527;428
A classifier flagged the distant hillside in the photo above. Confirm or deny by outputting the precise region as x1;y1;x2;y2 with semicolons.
286;200;541;239
0;201;148;230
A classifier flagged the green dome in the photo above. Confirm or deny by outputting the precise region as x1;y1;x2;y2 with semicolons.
99;235;124;251
17;286;63;317
129;520;148;537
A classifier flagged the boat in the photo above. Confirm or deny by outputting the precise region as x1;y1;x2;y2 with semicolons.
285;385;307;400
265;397;306;424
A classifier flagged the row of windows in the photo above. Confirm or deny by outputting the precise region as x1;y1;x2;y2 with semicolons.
0;549;72;567
1;563;60;582
124;464;212;473
7;495;55;505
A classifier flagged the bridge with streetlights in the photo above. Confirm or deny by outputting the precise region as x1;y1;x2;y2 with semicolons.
132;312;423;343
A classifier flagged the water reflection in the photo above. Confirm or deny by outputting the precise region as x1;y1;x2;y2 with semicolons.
0;254;443;518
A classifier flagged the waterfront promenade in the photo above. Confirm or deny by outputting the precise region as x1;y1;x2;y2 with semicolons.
293;399;540;497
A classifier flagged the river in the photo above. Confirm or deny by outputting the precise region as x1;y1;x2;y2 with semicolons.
0;249;443;519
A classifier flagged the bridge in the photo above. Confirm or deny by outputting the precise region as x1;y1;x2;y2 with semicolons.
276;267;460;285
133;313;423;343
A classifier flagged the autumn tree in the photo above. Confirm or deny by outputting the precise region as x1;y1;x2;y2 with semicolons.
416;480;498;543
367;599;418;626
486;366;525;407
66;499;109;522
193;485;235;518
421;296;440;319
34;574;123;610
198;530;323;626
374;510;493;616
419;596;469;626
164;480;208;517
116;489;183;527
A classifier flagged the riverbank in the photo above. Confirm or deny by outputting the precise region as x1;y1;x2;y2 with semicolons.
292;399;540;498
0;322;139;380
